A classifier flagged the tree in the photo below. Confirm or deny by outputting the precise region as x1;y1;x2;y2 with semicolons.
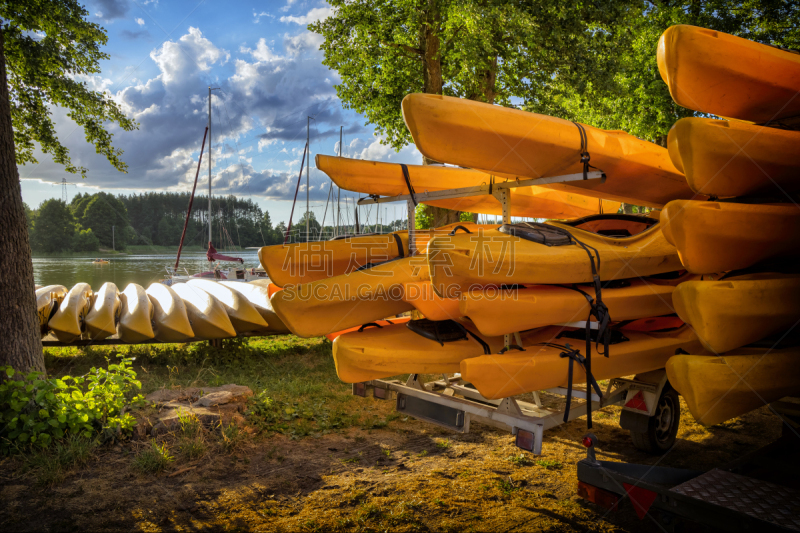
29;199;76;253
310;0;624;226
72;227;99;252
0;0;137;373
81;192;129;249
527;1;800;145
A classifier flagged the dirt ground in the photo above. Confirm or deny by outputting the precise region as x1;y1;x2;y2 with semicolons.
0;391;783;533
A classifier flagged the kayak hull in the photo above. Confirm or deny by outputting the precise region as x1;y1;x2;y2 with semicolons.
332;319;499;383
85;282;120;340
118;283;154;343
271;256;426;338
35;285;67;337
462;277;684;337
146;283;194;342
428;218;682;296
667;350;800;426
401;93;692;208
316;155;620;219
187;279;267;333
668;117;800;198
657;25;800;123
172;283;236;340
673;276;800;353
48;283;91;343
221;280;291;334
462;325;705;400
403;281;462;321
662;200;800;274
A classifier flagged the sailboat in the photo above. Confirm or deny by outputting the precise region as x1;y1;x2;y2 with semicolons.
164;87;268;285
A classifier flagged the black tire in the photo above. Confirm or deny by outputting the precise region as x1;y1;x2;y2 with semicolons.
630;388;680;454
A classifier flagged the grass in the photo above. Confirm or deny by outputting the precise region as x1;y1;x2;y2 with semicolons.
133;440;174;474
23;435;98;486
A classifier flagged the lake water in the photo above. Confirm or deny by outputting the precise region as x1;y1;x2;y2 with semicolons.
32;251;262;290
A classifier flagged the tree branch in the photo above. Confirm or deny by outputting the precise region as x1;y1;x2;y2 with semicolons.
379;39;423;57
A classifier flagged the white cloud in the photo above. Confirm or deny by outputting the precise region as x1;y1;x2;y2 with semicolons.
253;11;272;23
279;7;333;25
240;38;282;62
150;27;229;84
135;17;145;26
284;31;324;57
280;0;299;12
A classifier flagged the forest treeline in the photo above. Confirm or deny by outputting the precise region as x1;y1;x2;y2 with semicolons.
25;192;285;253
25;191;408;253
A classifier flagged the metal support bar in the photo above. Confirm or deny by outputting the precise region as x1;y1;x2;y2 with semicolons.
357;171;604;206
407;199;416;255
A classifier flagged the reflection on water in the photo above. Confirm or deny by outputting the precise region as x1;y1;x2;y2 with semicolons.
32;252;261;290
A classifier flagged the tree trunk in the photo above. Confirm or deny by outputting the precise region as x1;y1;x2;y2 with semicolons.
418;2;460;226
0;29;45;375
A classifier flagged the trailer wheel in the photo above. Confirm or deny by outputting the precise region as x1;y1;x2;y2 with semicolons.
630;388;680;454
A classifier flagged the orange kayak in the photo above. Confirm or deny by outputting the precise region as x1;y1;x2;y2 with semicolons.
658;25;800;123
661;200;800;274
462;322;704;399
427;215;682;297
316;155;620;219
403;281;462;321
401;93;694;208
462;276;689;337
259;221;493;287
668;117;800;198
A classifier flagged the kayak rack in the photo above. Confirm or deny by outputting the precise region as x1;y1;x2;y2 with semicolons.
353;369;672;455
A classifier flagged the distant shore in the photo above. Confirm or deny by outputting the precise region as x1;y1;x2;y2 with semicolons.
31;245;210;258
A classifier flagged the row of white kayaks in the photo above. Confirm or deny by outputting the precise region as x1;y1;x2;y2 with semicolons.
35;279;289;343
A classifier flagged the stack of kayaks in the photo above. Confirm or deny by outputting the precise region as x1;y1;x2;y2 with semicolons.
656;25;800;425
36;279;285;343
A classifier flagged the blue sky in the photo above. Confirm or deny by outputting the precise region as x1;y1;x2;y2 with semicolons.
20;0;422;225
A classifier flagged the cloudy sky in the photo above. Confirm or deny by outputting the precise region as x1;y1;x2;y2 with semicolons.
20;0;422;225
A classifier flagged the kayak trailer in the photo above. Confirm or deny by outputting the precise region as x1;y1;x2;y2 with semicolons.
576;398;800;532
355;169;681;455
353;368;679;455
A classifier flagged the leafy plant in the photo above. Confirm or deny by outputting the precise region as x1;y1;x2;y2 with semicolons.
507;453;535;467
535;459;563;470
0;356;143;453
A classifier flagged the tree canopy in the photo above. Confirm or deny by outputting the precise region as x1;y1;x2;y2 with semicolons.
310;0;626;151
1;0;137;176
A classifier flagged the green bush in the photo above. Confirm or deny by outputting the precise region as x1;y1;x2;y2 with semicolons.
0;356;143;453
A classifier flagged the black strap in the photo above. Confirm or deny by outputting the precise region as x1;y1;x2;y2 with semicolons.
357;322;383;332
498;344;525;354
400;164;417;206
448;225;473;236
392;233;405;259
558;344;603;426
573;122;591;180
451;321;492;355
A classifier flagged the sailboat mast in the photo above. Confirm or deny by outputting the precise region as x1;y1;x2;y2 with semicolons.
337;126;342;238
208;86;212;251
306;116;310;242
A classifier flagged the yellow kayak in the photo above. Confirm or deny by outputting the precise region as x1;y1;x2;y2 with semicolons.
259;222;492;287
462;276;688;337
668;118;800;198
673;275;800;353
332;318;500;383
657;25;800;123
667;350;800;426
220;280;291;334
146;283;194;342
463;323;705;400
271;256;426;338
48;283;92;343
118;283;154;343
187;279;267;333
171;283;236;340
401;93;693;208
661;200;800;274
428;215;682;297
85;282;120;340
35;285;67;337
402;281;462;321
316;155;620;219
